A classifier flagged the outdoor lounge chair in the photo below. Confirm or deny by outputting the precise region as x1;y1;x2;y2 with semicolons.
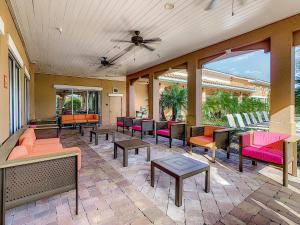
226;114;239;129
239;131;299;186
131;119;155;139
256;111;269;125
189;125;232;162
262;111;269;122
235;114;268;131
155;121;186;148
0;127;80;225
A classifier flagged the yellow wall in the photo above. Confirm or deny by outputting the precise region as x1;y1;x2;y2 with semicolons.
0;0;33;144
134;82;149;114
34;73;126;125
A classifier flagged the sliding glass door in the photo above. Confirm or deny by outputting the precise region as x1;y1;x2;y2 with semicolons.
9;54;21;134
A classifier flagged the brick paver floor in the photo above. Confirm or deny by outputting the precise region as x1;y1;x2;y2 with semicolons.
5;129;300;225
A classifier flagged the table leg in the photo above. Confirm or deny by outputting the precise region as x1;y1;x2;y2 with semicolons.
79;125;81;134
56;128;59;137
95;135;98;145
151;163;155;187
135;148;139;155
89;132;92;142
123;150;128;167
175;177;183;207
81;128;84;136
205;169;210;193
114;144;117;159
112;133;115;143
147;146;150;161
106;133;108;140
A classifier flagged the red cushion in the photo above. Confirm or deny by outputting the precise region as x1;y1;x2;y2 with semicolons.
252;131;289;150
132;125;142;131
242;146;283;165
167;121;178;129
117;121;124;126
156;129;170;137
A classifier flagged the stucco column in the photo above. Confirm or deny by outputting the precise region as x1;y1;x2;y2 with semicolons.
269;32;295;134
187;59;202;126
148;73;160;120
129;83;136;117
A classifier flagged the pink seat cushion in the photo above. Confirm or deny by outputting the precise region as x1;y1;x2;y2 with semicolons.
35;138;60;145
242;146;283;165
117;121;124;126
132;125;142;131
252;131;289;150
157;129;170;137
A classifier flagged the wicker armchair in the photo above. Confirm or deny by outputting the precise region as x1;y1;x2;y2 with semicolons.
155;121;186;148
0;128;79;225
189;126;233;162
116;117;133;133
132;119;155;139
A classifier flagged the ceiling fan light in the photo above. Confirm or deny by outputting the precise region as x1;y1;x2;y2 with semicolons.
164;3;174;10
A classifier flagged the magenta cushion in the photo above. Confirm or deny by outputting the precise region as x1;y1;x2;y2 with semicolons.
156;129;170;137
242;146;283;165
252;131;289;150
117;121;124;126
132;125;142;131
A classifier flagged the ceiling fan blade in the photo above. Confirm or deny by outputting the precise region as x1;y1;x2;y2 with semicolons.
140;44;155;51
205;0;218;10
111;39;132;43
143;38;162;43
110;44;135;63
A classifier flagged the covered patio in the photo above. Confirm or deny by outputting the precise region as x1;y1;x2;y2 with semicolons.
1;0;300;225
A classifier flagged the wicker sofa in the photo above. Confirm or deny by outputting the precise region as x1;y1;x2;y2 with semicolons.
0;127;80;225
239;131;299;186
189;125;233;162
155;121;186;148
61;114;99;127
131;119;155;139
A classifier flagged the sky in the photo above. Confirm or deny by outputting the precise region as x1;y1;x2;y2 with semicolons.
204;50;270;82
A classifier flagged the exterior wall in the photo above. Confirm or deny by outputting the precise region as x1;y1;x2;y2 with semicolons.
0;0;33;144
34;73;126;126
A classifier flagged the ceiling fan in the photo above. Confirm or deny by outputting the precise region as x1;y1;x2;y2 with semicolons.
111;30;162;52
205;0;246;13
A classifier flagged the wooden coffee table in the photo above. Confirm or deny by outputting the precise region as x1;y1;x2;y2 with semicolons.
90;129;115;145
114;139;150;167
79;124;97;136
151;155;210;207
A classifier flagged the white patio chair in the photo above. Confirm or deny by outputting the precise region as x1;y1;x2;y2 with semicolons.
262;111;269;122
226;114;238;128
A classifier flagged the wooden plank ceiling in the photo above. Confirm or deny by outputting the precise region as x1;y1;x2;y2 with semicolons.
8;0;300;79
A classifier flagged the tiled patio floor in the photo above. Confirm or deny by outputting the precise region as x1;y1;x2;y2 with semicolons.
5;129;300;225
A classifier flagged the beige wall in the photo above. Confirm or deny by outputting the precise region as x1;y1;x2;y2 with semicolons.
0;0;33;144
134;82;149;114
34;73;126;125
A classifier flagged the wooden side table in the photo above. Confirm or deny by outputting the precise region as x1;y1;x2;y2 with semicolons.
90;129;115;145
114;139;151;167
151;155;210;207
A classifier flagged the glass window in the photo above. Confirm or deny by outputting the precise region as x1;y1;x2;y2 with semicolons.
9;54;21;134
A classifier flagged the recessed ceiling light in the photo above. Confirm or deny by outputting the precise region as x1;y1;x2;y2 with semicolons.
164;2;174;10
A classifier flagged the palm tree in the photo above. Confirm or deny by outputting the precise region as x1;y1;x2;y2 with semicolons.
160;84;187;121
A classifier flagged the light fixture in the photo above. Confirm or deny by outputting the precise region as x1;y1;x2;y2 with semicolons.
164;2;174;10
56;27;63;34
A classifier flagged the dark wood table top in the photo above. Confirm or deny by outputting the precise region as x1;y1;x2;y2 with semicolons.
114;139;150;149
91;129;114;134
152;155;209;177
80;124;97;128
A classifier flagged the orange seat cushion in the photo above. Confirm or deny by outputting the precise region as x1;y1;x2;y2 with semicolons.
19;128;36;144
74;119;87;123
204;126;224;137
86;114;94;119
190;136;215;148
62;120;76;124
32;143;63;152
8;146;28;160
62;115;74;122
35;138;60;145
21;137;35;152
73;114;86;120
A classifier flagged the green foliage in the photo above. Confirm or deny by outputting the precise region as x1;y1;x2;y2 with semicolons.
202;91;269;125
160;84;187;121
64;97;81;111
202;92;239;121
238;97;267;113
